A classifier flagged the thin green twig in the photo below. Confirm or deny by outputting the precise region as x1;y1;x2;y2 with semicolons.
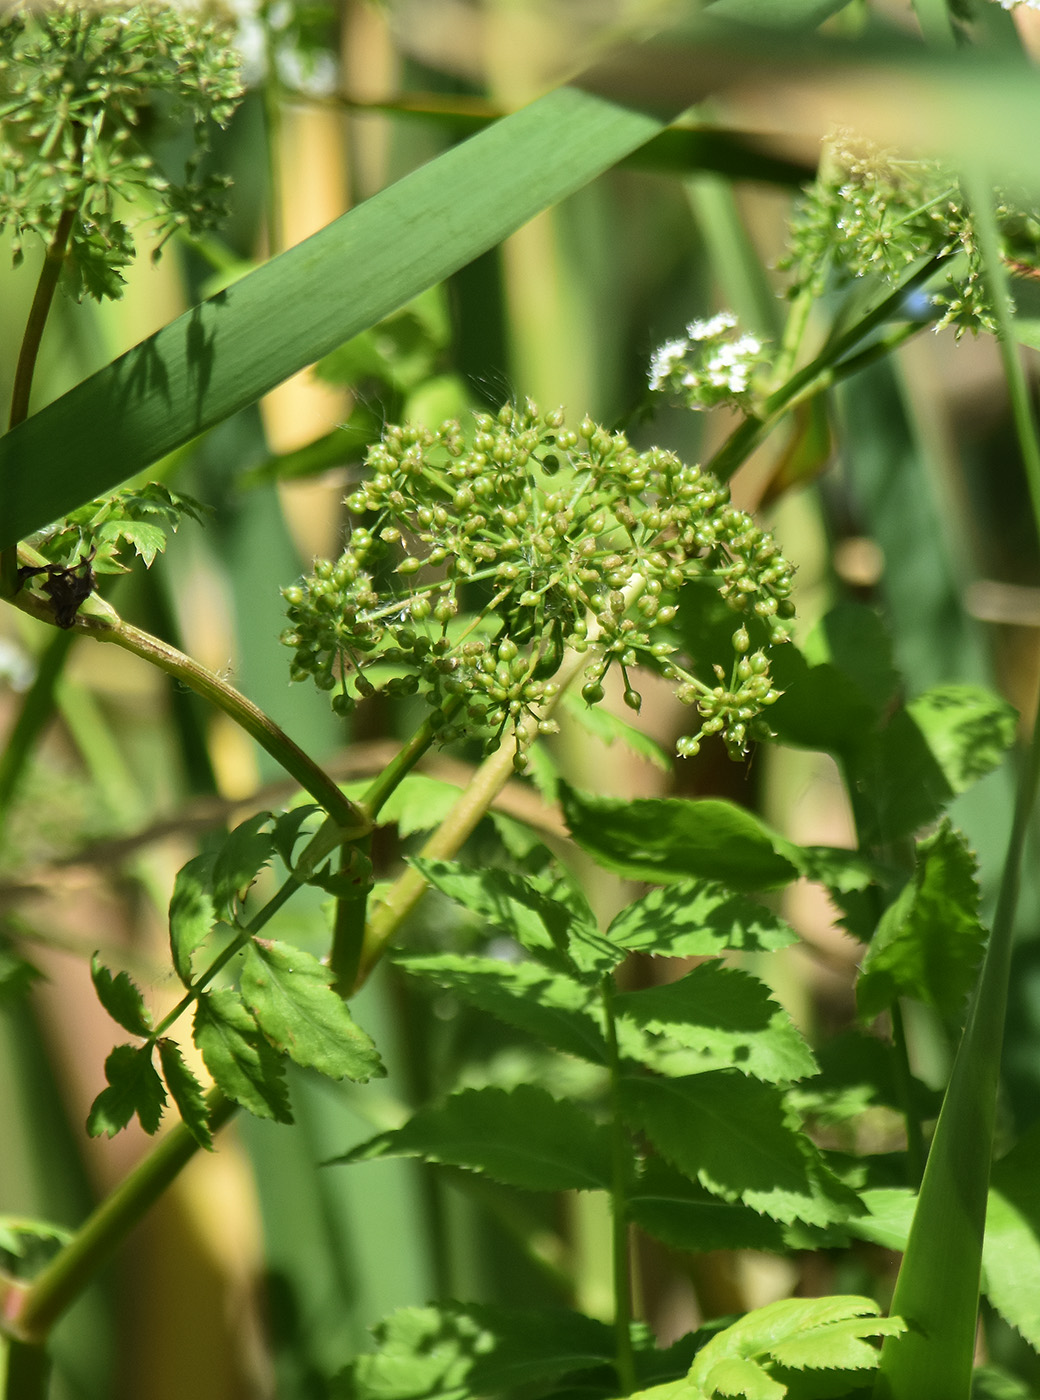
707;257;943;483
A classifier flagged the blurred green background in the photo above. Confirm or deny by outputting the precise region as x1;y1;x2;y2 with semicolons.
2;2;1040;1395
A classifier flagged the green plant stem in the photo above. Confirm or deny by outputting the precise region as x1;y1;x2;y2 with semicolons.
6;562;368;835
889;1000;925;1188
360;708;455;822
1;207;79;594
354;620;609;989
4;1088;237;1347
600;975;636;1396
356;732;526;987
707;257;943;483
8;208;77;433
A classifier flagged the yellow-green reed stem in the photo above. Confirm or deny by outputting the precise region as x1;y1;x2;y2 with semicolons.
889;1000;925;1188
600;975;636;1395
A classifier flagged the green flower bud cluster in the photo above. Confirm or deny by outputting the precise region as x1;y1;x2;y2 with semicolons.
783;131;1040;336
675;626;782;762
281;402;795;761
0;0;243;298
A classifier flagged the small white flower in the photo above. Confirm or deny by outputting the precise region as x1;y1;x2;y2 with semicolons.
648;338;689;391
686;311;737;341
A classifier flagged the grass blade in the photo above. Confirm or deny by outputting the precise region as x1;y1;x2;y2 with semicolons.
0;83;672;548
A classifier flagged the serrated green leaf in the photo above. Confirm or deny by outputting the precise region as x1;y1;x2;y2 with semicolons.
339;1302;615;1400
907;684;1018;793
848;707;954;847
90;953;152;1035
87;1043;166;1138
857;821;986;1021
803;1032;941;1124
156;1038;212;1150
210;811;275;915
193;989;292;1123
560;786;800;891
343;773;464;837
687;1296;903;1397
241;939;383;1081
629;1156;787;1253
699;1356;785;1400
410;858;616;982
95;518;168;567
606;880;798;957
168;852;218;985
270;803;324;869
394;953;607;1064
620;1073;858;1226
614;965;818;1083
767;646;880;755
847;687;1015;851
330;1084;614;1191
983;1119;1040;1352
845;1187;916;1253
801;603;900;718
560;691;672;771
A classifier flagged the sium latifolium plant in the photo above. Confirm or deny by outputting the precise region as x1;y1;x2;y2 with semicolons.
2;5;1040;1400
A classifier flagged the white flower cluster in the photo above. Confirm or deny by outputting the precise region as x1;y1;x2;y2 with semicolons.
648;312;767;411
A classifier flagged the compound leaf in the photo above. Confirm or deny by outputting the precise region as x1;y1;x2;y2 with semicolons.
156;1037;212;1150
629;1156;787;1254
193;988;292;1123
331;1084;614;1192
338;1302;615;1400
411;858;616;981
210;812;275;915
394;953;607;1064
620;1072;858;1226
87;1043;166;1138
614;964;817;1083
560;786;799;891
607;881;798;957
241;938;383;1081
687;1296;904;1395
168;852;217;985
857;820;986;1021
90;953;152;1035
